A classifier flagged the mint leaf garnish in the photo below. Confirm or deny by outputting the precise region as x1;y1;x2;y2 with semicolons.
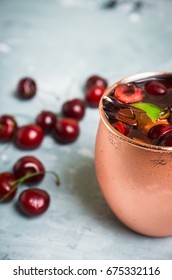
131;102;163;122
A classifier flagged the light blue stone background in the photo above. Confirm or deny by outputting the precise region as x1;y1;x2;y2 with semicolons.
1;0;172;260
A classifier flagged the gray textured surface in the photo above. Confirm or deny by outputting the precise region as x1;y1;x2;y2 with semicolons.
1;0;172;260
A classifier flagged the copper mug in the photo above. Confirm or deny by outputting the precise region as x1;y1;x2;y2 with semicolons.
95;72;172;237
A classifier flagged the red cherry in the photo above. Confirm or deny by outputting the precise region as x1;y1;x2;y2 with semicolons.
158;131;172;146
17;77;37;99
0;172;17;202
18;188;50;216
53;118;80;144
148;124;172;140
114;83;144;103
145;81;167;96
13;156;45;185
62;98;86;120
36;111;56;133
85;75;108;90
112;121;130;136
15;124;44;149
0;115;17;142
85;85;105;108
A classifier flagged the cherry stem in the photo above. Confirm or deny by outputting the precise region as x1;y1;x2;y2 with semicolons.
0;171;60;203
0;184;18;203
12;171;60;186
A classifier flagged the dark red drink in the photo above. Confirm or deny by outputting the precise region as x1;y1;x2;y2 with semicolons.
103;73;172;146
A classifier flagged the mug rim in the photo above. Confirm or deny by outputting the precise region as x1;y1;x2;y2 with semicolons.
99;71;172;151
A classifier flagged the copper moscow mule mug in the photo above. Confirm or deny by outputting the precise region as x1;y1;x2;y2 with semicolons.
95;72;172;237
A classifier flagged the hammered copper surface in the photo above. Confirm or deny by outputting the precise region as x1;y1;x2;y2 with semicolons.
95;72;172;237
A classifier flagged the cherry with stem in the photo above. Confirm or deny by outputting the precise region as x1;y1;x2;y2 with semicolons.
0;169;60;203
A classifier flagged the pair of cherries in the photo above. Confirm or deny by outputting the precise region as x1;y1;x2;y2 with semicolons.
0;155;60;216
